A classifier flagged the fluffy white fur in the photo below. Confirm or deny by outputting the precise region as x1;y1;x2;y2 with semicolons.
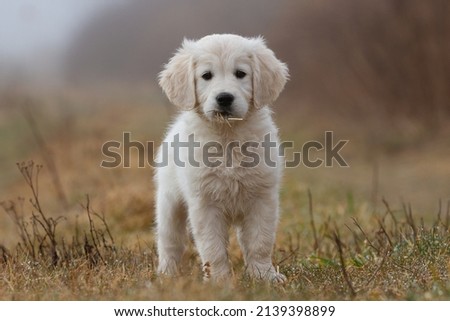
156;34;289;282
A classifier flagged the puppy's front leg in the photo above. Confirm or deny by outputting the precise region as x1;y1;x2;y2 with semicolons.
237;195;286;283
156;190;187;276
189;203;231;281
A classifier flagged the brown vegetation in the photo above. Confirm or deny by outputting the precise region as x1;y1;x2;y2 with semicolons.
0;91;449;300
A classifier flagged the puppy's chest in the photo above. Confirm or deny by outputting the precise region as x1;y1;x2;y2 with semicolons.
196;143;276;206
198;166;268;205
192;135;277;199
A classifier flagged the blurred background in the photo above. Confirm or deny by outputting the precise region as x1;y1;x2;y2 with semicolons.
1;0;449;246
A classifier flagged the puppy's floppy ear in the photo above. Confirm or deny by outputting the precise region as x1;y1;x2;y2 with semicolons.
251;37;289;109
158;39;196;110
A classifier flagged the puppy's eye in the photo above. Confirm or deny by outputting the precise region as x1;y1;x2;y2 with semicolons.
202;71;213;80
235;70;246;79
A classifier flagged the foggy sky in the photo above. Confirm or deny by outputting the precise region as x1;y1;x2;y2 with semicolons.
0;0;111;63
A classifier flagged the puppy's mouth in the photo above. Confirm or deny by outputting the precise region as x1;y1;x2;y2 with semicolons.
211;111;243;125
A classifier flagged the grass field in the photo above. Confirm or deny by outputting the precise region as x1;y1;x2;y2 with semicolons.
0;89;449;300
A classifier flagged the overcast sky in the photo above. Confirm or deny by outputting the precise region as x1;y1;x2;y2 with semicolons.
0;0;112;63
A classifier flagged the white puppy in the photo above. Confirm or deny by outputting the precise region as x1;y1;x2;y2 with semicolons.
156;34;288;282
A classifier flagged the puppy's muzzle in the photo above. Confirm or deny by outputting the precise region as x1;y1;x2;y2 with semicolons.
215;92;235;115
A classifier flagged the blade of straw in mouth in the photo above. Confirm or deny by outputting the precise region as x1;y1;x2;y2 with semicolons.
218;113;231;127
214;112;243;127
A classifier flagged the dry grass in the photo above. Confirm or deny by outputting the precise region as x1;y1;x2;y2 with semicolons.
0;90;449;300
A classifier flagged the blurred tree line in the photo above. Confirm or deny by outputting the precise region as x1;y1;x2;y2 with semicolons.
65;0;450;128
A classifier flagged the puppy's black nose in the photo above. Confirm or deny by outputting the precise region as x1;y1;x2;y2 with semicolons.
216;92;234;110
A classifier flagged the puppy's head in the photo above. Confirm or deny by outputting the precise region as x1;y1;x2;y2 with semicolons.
159;34;288;122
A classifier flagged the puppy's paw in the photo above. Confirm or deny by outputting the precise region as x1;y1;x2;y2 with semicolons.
269;271;287;284
157;257;179;277
247;263;286;284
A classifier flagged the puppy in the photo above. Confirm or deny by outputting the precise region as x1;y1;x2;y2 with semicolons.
156;34;288;282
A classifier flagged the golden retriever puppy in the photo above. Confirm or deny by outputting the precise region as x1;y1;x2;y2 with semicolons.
156;34;288;282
